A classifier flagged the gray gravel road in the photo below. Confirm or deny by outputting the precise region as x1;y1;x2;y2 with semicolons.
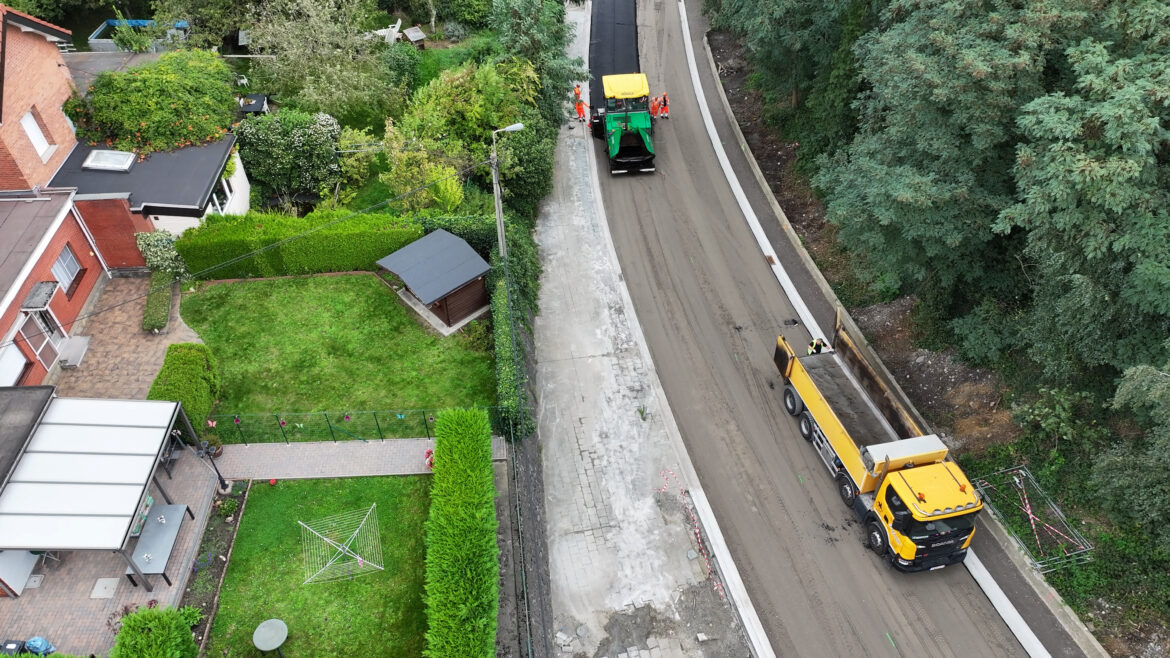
592;0;1028;655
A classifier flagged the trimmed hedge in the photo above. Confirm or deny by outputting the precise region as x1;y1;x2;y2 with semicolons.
175;210;423;280
109;606;198;658
141;270;174;332
147;343;220;434
424;408;498;658
491;280;528;433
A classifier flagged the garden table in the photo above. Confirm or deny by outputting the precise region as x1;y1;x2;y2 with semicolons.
253;618;288;656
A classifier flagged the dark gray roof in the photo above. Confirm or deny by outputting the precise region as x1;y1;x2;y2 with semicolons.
0;386;54;493
0;189;73;315
50;136;235;218
21;281;58;310
376;229;490;305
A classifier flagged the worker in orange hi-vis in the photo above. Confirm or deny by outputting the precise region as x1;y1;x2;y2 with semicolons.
650;95;660;118
575;98;590;122
659;92;670;118
573;83;581;101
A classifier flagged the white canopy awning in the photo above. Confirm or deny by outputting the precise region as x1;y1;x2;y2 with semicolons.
0;397;179;550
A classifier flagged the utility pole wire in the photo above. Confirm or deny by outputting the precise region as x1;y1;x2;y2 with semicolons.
2;159;491;351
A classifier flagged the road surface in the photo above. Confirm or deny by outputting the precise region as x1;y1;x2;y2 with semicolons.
592;0;1029;655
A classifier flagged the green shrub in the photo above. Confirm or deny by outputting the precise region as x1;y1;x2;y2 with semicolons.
147;343;220;434
142;270;174;332
109;606;198;658
218;497;239;518
236;110;341;202
135;231;187;277
178;605;204;628
65;50;234;155
424;408;497;658
175;210;424;279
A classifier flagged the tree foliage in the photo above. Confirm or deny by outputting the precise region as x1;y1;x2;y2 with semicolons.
248;0;398;128
1092;350;1170;546
491;0;585;126
995;2;1170;381
236;110;342;202
65;50;234;154
153;0;255;49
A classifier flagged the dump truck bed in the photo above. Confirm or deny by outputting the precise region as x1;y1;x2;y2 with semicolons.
801;353;899;448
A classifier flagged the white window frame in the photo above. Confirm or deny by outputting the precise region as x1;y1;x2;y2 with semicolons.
51;245;82;288
21;111;51;159
0;343;30;386
210;177;234;215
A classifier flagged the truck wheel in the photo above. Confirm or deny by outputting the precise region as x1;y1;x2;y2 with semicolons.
867;520;887;557
783;386;802;416
798;411;814;442
836;473;856;507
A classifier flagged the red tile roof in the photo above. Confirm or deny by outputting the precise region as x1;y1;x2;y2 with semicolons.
0;4;71;37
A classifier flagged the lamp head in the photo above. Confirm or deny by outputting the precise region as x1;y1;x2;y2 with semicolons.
495;122;525;134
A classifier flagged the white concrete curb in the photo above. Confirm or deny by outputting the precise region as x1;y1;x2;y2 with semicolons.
675;1;1048;657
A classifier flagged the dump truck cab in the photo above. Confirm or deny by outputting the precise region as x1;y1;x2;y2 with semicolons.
591;73;655;174
775;327;982;572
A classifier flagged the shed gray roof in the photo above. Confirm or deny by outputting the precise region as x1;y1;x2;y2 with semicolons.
376;229;490;305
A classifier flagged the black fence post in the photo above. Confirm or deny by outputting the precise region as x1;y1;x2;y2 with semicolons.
373;412;384;441
275;413;289;444
324;412;338;442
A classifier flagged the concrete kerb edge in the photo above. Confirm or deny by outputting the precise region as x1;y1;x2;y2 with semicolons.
694;18;1106;658
578;5;775;655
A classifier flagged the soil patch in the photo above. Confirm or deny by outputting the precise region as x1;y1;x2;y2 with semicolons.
180;481;247;649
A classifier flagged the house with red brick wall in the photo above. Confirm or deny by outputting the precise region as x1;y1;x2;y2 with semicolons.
0;5;248;387
0;5;75;190
0;188;106;386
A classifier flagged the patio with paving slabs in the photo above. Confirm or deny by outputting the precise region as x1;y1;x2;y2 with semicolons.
53;275;201;399
0;448;217;655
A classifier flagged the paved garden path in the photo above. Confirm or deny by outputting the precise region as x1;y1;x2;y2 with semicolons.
55;276;200;399
216;437;508;480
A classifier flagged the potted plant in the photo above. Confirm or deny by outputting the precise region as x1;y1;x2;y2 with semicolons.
204;434;224;458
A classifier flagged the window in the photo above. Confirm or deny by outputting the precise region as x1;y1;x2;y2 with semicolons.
0;344;30;386
209;178;234;215
21;111;52;159
82;149;135;171
51;245;81;288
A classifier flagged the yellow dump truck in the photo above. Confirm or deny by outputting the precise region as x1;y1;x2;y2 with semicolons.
774;315;982;571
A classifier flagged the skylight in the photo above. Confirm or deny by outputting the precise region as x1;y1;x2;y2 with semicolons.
82;149;135;172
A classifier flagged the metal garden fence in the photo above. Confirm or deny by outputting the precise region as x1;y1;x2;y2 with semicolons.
207;407;506;444
972;466;1093;573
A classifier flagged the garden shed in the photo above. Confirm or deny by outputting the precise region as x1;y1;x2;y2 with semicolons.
376;229;490;327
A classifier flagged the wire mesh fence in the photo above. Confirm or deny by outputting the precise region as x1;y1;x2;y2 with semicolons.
208;407;507;444
972;466;1093;573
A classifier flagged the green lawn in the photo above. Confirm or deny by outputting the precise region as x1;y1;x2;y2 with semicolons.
181;274;495;417
206;476;431;657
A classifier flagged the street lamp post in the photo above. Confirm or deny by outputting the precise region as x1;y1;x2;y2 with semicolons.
197;440;230;492
491;123;524;259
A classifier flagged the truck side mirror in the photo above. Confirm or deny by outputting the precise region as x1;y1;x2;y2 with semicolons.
891;512;910;533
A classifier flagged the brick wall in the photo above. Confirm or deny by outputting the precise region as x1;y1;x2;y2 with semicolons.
0;23;77;189
74;198;151;268
0;208;103;385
